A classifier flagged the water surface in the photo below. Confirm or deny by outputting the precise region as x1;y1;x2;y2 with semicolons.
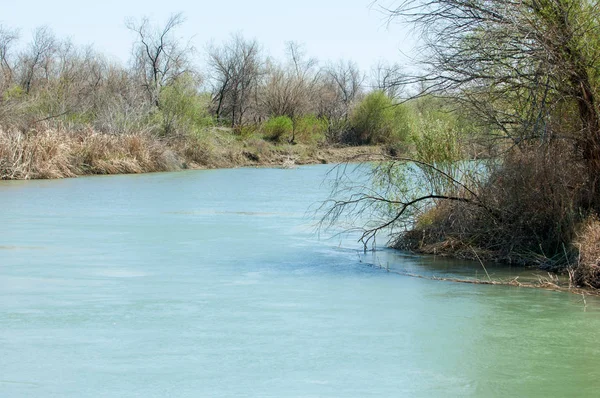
1;165;599;397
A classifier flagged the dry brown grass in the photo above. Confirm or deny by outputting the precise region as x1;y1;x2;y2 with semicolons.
574;215;600;289
0;128;181;179
397;142;591;268
1;127;383;180
73;131;180;175
0;129;76;179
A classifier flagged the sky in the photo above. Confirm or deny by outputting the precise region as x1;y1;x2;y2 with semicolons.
2;0;419;73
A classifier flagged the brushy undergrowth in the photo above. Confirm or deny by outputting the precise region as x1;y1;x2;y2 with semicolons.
574;216;600;289
349;90;410;145
0;126;381;180
261;116;294;142
395;142;600;287
0;128;181;179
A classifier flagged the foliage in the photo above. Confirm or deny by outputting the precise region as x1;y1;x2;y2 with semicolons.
2;85;24;101
407;97;472;196
233;123;261;139
323;0;600;279
154;74;213;136
349;90;410;145
262;115;293;142
293;114;328;145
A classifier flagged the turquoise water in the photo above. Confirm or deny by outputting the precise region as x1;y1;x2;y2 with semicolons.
1;165;599;397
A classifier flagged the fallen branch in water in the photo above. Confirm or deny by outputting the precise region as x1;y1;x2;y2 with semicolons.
377;266;600;297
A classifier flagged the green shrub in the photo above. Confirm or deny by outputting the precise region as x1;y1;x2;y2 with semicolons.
409;117;466;196
156;74;214;136
2;85;25;101
262;115;293;142
350;90;410;145
293;115;328;145
233;124;261;139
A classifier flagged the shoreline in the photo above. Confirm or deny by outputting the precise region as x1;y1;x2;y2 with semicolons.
5;131;598;297
0;128;387;181
368;257;600;297
393;268;600;298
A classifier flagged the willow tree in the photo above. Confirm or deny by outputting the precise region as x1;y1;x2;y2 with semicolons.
383;0;600;177
323;0;600;264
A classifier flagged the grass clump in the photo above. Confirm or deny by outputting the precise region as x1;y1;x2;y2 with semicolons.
0;128;182;179
293;115;328;145
262;116;293;142
349;90;410;145
574;216;600;289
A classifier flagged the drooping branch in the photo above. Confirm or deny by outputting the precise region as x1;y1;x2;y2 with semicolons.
375;0;600;152
318;156;498;250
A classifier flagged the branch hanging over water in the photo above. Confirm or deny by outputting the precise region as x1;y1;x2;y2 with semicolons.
318;156;497;251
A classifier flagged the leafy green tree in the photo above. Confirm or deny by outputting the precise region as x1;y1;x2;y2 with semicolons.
350;90;410;145
324;0;600;262
261;115;293;142
156;73;213;136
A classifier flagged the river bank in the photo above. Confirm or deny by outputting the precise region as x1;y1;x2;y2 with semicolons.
5;129;599;296
0;128;386;180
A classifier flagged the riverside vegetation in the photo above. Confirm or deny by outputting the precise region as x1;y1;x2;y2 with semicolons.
0;16;413;179
322;0;600;291
3;2;600;291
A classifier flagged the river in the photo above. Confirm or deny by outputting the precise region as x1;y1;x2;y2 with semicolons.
1;165;599;397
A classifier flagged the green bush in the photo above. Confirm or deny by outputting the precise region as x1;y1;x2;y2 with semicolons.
350;91;410;145
410;117;466;195
2;85;25;101
262;115;293;142
293;115;328;145
156;74;214;136
234;123;261;139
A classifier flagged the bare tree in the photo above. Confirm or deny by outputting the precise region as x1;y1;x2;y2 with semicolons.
18;26;57;94
370;60;405;100
92;64;153;133
0;25;19;92
126;13;193;107
376;0;600;191
36;42;109;124
285;41;319;82
380;1;599;141
322;0;600;255
207;34;263;127
260;42;321;141
324;60;364;119
315;60;364;141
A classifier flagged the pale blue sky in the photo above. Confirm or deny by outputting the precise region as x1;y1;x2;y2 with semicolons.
3;0;417;72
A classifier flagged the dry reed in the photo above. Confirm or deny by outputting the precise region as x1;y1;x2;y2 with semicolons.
574;215;600;288
0;128;181;179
